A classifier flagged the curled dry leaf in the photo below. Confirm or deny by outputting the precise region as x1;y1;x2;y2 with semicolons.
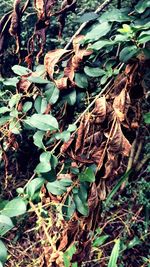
44;49;70;79
93;96;107;123
113;88;130;122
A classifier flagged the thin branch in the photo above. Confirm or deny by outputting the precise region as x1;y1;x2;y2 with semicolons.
64;0;113;50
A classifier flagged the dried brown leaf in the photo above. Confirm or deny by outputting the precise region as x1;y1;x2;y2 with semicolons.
44;49;70;79
113;88;130;122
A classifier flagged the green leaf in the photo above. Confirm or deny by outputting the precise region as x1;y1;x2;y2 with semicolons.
0;215;14;236
24;114;58;131
22;101;33;113
84;66;105;77
105;170;131;205
62;195;76;221
9;94;22;109
0;116;10;127
1;198;26;217
12;65;32;76
79;167;95;183
63;89;77;105
26;178;45;198
3;77;19;87
138;30;150;43
78;12;98;23
0;261;3;267
108;239;120;267
73;193;88;216
99;8;129;22
63;244;77;267
0;240;7;264
54;131;70;142
0;107;10;114
27;76;49;84
93;235;109;247
50;154;58;169
89;40;112;51
35;152;51;173
34;96;48;114
84;22;111;42
46;180;71;196
67;124;77;132
75;73;88;88
119;46;138;62
144;112;150;124
127;236;142;249
33;131;45;149
135;0;150;14
44;83;59;104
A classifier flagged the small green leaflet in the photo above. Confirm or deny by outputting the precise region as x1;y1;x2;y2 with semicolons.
78;12;98;23
22;101;33;113
44;83;59;104
78;167;95;183
0;107;10;114
0;215;14;236
1;198;26;217
108;239;120;267
34;96;48;114
9;94;22;109
33;131;45;149
0;240;7;264
24;114;59;131
84;22;111;43
75;73;88;88
144;112;150;124
27;76;49;84
73;183;89;216
63;244;77;267
98;8;129;23
46;179;72;196
35;152;51;173
89;40;112;51
138;30;150;44
93;235;109;247
63;89;77;105
84;66;105;77
12;65;32;76
62;195;76;221
135;0;150;14
119;45;138;62
26;178;45;198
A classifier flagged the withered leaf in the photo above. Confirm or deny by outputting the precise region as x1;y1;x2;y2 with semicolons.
44;49;70;79
92;96;107;123
113;88;130;122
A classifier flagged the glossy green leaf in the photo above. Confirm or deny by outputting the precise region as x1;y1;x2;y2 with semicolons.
35;152;51;173
119;45;138;62
34;96;47;114
108;239;120;267
93;235;109;247
22;101;33;113
3;77;19;87
12;65;32;76
27;76;49;84
75;73;88;88
79;167;95;183
127;236;142;249
84;66;105;77
63;244;77;267
99;8;129;22
46;180;71;195
33;131;45;149
0;107;10;114
78;12;98;23
1;198;26;217
44;83;59;104
67;124;77;132
26;178;45;198
0;116;10;127
63;89;77;106
62;195;76;221
0;240;7;264
73;184;89;216
24;114;58;131
105;170;131;205
0;215;14;236
144;112;150;124
135;0;150;14
9;94;22;109
54;131;70;142
89;40;112;51
84;22;111;42
138;30;150;43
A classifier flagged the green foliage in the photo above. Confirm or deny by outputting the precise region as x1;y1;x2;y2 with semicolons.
108;239;120;267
